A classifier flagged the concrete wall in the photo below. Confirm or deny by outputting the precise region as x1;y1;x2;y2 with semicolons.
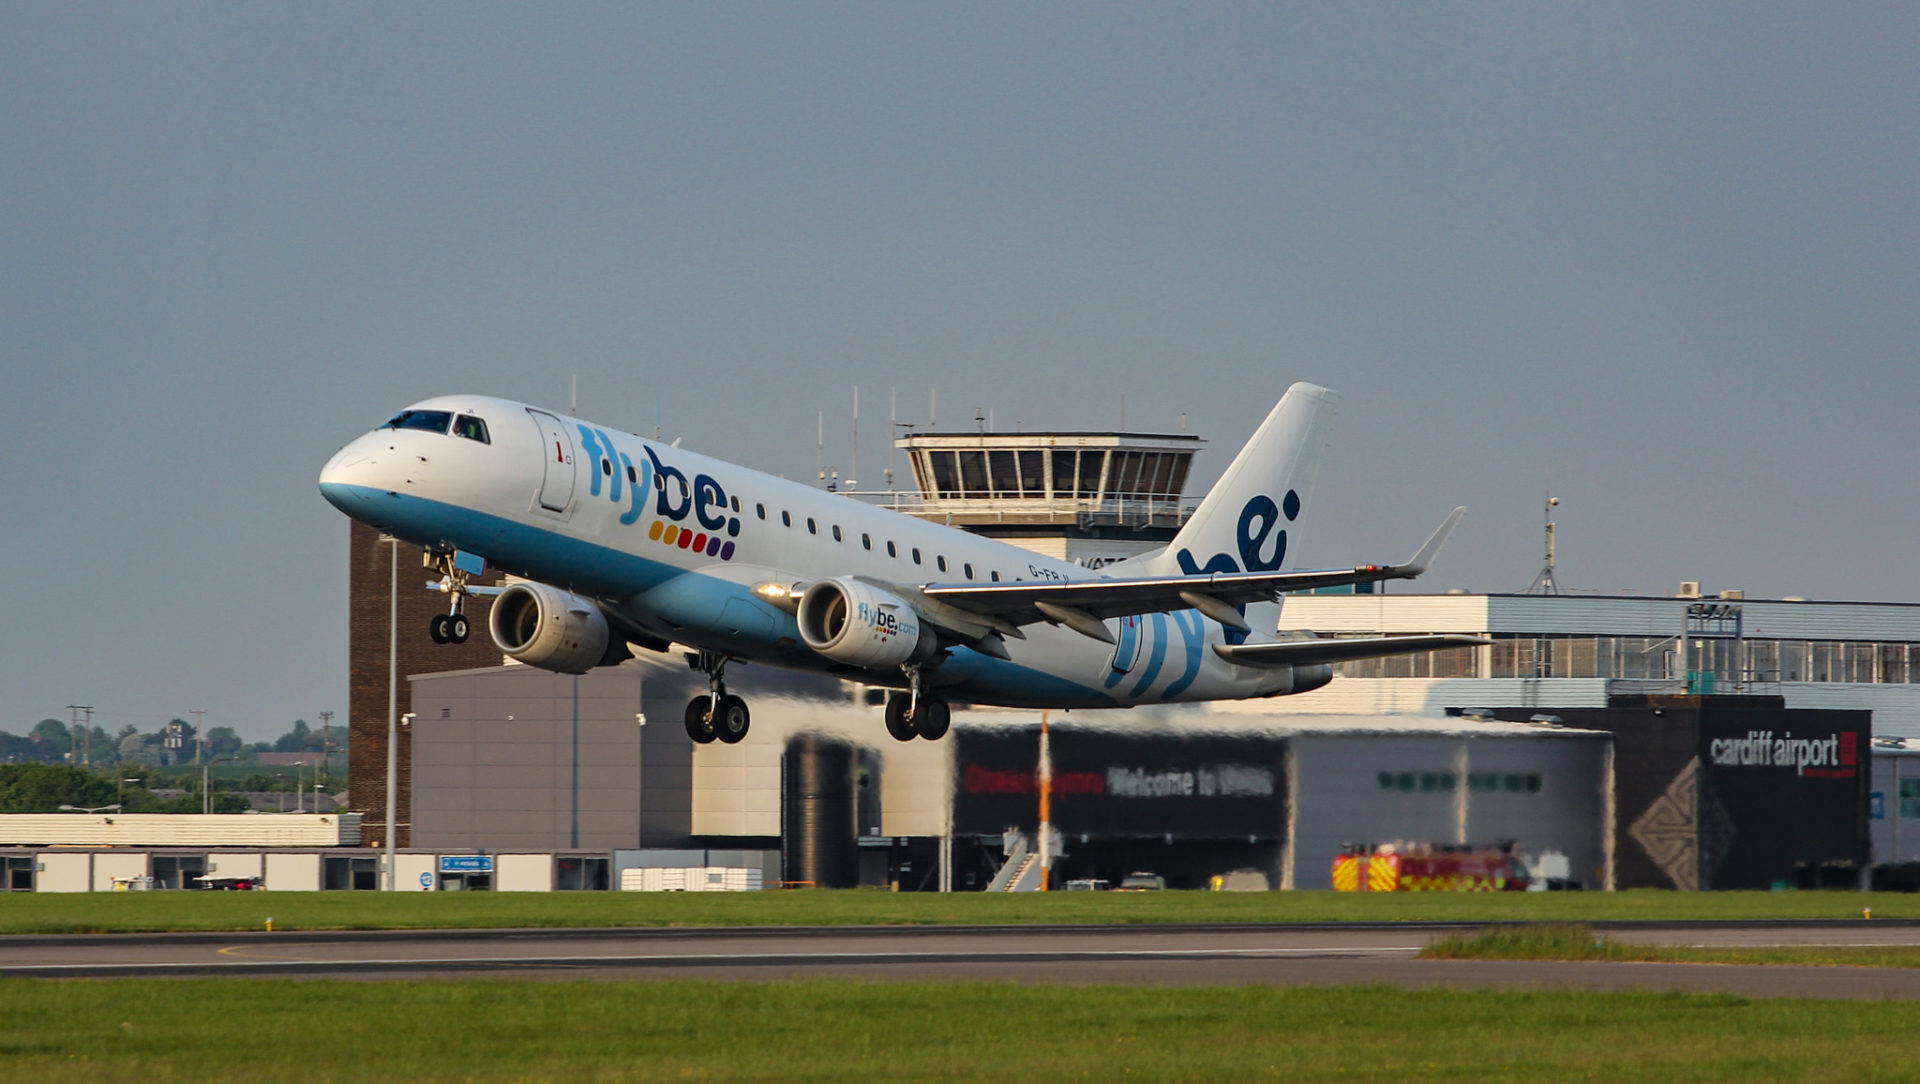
396;852;437;891
266;852;321;891
38;852;90;892
207;852;263;880
410;664;646;850
1288;731;1608;891
92;851;147;890
1873;751;1920;864
497;853;552;892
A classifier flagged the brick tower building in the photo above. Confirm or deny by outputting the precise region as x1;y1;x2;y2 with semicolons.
347;520;503;847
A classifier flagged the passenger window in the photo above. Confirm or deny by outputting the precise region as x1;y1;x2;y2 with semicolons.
912;548;922;565
731;496;740;513
807;518;817;535
453;415;490;443
887;541;897;558
757;503;767;520
654;475;665;491
964;563;974;579
626;465;637;484
782;511;792;527
937;556;948;573
602;459;612;476
862;534;872;551
991;571;1001;582
832;525;842;542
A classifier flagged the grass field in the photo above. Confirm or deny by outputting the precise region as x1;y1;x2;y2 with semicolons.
3;977;1917;1082
0;888;1909;935
1423;923;1920;968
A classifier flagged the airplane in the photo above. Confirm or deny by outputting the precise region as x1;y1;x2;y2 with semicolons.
318;382;1488;744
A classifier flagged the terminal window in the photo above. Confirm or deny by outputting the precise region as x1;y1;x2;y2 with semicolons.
324;855;380;891
557;857;610;891
1901;779;1920;820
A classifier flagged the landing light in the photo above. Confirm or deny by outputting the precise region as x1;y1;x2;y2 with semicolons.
752;581;805;614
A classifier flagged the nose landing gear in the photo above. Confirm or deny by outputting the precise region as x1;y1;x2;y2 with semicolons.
425;549;475;645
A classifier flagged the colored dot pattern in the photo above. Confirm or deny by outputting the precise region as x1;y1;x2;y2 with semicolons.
647;519;736;561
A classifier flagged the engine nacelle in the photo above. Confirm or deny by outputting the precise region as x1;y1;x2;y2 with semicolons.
1289;663;1334;695
488;582;629;674
796;577;937;669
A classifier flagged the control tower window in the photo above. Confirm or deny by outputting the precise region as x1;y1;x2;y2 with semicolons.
1049;450;1073;499
958;451;989;497
1166;455;1192;498
1077;451;1104;499
382;409;453;434
453;415;491;444
1136;452;1167;494
929;452;958;499
989;451;1019;496
1018;451;1043;494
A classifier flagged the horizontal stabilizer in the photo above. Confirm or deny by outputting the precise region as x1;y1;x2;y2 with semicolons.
1214;634;1491;669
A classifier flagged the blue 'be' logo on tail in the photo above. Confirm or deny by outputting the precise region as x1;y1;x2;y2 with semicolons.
1176;490;1300;576
1173;490;1300;645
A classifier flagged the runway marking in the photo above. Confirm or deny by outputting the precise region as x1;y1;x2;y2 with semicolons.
216;945;333;962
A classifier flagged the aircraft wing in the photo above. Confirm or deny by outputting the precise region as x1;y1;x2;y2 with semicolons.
1213;634;1492;669
919;508;1466;639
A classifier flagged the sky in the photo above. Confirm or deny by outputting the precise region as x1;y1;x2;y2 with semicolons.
3;4;1915;740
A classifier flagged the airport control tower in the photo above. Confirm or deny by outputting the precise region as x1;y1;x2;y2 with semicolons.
887;428;1202;568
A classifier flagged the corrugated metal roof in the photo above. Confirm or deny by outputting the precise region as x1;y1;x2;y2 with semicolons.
1281;593;1920;641
0;813;362;847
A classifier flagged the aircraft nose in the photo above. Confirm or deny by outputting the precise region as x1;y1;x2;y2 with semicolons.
318;434;383;512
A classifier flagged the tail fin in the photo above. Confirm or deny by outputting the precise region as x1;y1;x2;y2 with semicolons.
1149;382;1337;577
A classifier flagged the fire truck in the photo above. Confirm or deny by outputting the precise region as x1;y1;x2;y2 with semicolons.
1332;843;1530;892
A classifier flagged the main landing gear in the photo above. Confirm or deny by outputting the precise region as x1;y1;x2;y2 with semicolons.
884;664;950;742
425;550;473;645
684;650;749;745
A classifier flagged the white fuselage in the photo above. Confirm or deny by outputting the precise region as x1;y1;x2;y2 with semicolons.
320;395;1302;709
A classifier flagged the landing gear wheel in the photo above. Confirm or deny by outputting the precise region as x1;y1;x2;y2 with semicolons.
429;613;450;643
712;694;750;744
914;698;951;741
445;613;470;644
684;696;716;744
884;693;917;742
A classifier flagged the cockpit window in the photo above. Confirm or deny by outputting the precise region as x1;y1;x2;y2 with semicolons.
454;415;490;444
382;409;454;434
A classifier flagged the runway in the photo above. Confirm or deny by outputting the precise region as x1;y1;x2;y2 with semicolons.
7;922;1920;998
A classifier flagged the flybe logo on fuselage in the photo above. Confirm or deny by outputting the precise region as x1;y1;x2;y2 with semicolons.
575;425;743;561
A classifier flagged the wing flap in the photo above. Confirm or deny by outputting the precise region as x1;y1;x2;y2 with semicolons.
922;507;1467;628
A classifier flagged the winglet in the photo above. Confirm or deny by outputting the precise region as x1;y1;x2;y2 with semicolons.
1389;507;1466;579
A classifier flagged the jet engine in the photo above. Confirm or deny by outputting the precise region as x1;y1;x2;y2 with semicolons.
796;577;937;669
488;582;630;674
1288;663;1334;695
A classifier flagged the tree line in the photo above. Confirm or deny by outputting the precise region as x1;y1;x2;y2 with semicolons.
0;717;342;768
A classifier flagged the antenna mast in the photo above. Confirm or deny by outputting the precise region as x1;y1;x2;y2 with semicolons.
1526;495;1561;595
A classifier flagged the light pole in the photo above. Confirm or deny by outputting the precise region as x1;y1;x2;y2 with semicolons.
202;755;245;814
383;532;400;890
